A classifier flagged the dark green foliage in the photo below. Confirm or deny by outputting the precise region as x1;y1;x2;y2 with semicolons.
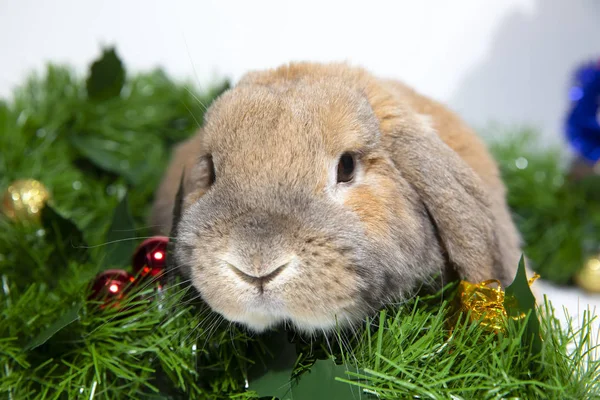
489;131;600;284
340;297;599;399
86;47;126;101
42;204;89;268
290;359;362;400
104;193;137;269
24;303;82;352
504;256;542;356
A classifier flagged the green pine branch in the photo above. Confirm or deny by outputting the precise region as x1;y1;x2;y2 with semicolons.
489;131;600;284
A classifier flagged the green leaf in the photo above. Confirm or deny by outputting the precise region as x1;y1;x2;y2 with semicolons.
86;47;125;101
291;359;362;400
504;255;542;356
247;329;298;399
249;369;294;400
104;193;137;268
69;132;166;188
23;303;82;351
578;175;600;202
69;135;140;185
41;204;89;265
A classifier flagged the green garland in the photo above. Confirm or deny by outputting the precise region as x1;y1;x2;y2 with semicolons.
1;48;599;399
489;133;600;284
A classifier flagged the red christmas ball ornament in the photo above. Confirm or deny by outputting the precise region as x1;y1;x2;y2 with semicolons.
132;236;169;282
89;269;136;308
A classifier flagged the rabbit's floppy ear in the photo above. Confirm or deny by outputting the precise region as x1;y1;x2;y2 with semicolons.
388;117;505;284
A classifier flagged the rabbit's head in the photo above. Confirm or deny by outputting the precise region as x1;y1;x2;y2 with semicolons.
162;63;517;333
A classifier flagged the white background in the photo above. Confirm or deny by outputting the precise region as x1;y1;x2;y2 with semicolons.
1;0;599;333
2;0;600;146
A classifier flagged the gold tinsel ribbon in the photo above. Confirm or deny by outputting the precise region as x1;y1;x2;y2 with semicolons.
456;273;540;334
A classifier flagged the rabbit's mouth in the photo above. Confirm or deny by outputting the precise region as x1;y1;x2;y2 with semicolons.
227;261;291;295
200;264;357;333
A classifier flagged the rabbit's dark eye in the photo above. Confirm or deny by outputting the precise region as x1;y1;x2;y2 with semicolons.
337;152;356;183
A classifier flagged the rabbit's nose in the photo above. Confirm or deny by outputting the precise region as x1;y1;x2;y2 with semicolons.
228;259;290;292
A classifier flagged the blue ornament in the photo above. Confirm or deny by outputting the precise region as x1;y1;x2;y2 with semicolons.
566;59;600;164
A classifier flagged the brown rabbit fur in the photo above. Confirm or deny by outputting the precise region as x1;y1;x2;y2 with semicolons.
150;62;522;333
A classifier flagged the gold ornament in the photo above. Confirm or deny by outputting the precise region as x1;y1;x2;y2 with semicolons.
2;179;51;222
574;255;600;293
452;273;540;334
